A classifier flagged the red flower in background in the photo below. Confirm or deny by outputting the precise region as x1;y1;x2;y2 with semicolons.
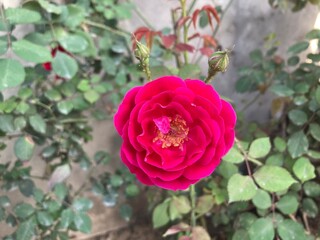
114;76;236;190
42;46;68;71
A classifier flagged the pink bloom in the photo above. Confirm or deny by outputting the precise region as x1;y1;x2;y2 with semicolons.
114;76;236;191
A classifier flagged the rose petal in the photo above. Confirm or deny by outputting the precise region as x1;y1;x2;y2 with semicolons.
114;87;141;135
135;76;186;103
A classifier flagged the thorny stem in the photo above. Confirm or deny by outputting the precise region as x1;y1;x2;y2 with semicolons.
180;0;189;64
190;184;197;228
235;138;253;176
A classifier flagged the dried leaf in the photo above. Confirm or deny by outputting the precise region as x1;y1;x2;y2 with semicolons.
163;223;190;237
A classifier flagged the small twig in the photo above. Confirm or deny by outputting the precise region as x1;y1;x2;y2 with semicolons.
239;93;261;113
0;3;12;49
84;20;130;38
235;138;253;176
171;9;182;68
180;0;189;64
302;212;311;234
133;5;155;30
212;0;235;37
187;0;197;15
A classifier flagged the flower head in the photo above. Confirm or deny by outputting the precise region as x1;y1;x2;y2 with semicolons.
114;76;236;190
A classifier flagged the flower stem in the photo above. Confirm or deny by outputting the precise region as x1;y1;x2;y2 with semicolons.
190;184;196;227
180;0;189;64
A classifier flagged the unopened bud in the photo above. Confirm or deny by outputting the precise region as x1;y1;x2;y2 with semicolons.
134;41;150;62
208;51;229;73
205;50;230;83
134;40;151;81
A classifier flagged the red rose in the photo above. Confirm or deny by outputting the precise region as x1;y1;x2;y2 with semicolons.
42;46;67;71
114;76;236;190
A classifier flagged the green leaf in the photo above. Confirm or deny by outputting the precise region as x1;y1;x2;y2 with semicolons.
172;196;191;214
287;56;300;66
32;188;44;203
252;189;271;210
119;204;132;222
14;203;34;219
72;198;93;212
288;131;309;158
38;0;62;14
304;181;320;197
270;85;294;97
232;229;249;240
29;114;46;134
77;80;90;92
0;196;10;208
288;109;307;126
0;115;15;133
278;219;306;240
302;198;318;218
73;212;92;233
310;123;320;142
59;209;74;229
217;162;238;179
110;175;124;187
16;217;36;240
5;8;41;24
18;179;34;197
178;64;201;79
14;136;35;161
195;195;214;215
248;218;274;240
54;183;68;200
84;90;100;104
37;211;53;227
125;184;140;197
59;35;88;53
16;102;30;114
248;137;271;158
292;157;316;183
228;174;257;202
306;29;320;39
0;59;25;91
45;89;62;101
276;195;299;214
288;41;309;54
64;5;85;28
254;166;297;192
57;100;73;115
152;201;170;228
14;116;26;130
12;39;52;64
52;52;78;79
223;147;244;164
274;137;287;152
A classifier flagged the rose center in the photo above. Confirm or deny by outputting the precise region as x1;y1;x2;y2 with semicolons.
153;115;189;148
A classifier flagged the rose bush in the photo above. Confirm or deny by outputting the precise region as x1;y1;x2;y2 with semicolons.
114;76;236;190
